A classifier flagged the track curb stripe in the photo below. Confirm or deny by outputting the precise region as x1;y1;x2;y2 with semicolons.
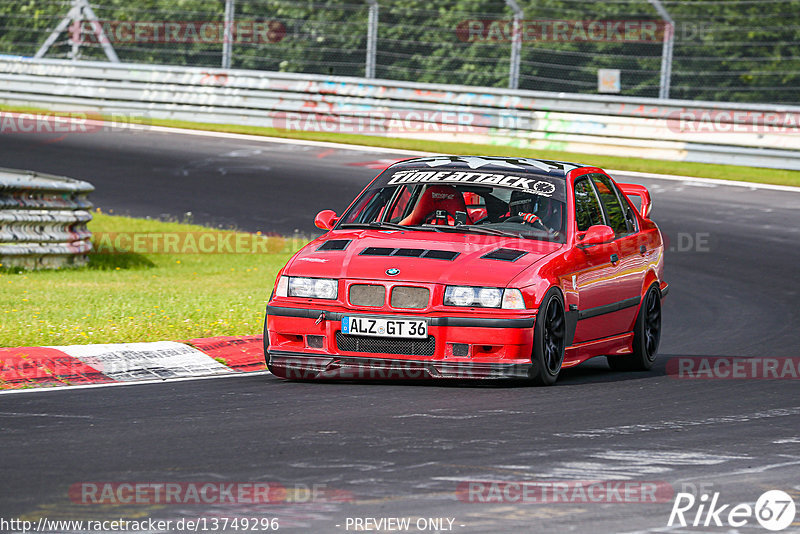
0;346;112;389
0;336;267;391
185;335;267;373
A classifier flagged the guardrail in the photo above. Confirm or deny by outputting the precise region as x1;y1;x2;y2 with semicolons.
0;57;799;170
0;167;93;269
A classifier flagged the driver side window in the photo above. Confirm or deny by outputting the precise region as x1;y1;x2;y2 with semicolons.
590;174;631;237
574;178;604;232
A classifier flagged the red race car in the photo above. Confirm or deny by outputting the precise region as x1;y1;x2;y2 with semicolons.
264;156;667;385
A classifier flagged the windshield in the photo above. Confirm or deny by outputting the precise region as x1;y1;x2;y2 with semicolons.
337;167;568;242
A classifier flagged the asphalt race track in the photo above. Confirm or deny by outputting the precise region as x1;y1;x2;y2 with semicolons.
0;128;396;235
1;128;799;533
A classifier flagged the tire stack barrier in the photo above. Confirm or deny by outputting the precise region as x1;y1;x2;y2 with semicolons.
0;167;94;269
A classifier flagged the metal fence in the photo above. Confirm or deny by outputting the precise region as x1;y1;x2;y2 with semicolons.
2;57;799;171
1;0;798;105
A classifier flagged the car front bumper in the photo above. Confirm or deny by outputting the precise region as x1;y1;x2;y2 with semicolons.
265;305;536;380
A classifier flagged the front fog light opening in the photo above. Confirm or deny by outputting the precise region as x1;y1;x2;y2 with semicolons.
306;335;325;349
451;343;470;357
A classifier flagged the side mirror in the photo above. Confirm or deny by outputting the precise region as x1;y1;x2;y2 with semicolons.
314;210;339;231
577;224;615;248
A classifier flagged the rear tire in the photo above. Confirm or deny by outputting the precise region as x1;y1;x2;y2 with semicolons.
607;283;661;371
530;288;566;386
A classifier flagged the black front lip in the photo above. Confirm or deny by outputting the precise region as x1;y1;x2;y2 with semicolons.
266;305;536;329
267;350;532;380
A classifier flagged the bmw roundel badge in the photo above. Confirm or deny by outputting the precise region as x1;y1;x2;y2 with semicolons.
386;268;400;276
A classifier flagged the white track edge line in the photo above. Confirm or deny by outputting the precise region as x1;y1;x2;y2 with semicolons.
607;168;800;192
137;123;433;156
128;122;800;193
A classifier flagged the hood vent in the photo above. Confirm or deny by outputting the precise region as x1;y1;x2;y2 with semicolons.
360;247;459;261
317;239;351;251
360;247;395;256
423;250;460;261
481;248;528;262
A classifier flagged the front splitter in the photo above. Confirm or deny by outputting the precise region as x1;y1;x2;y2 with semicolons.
268;351;532;380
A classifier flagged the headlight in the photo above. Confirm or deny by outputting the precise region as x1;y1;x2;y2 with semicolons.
275;276;289;297
477;288;502;308
313;278;338;299
280;276;338;299
444;286;526;309
501;288;525;310
446;286;475;307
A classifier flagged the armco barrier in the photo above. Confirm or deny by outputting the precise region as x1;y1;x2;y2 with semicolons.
0;167;93;269
0;57;799;170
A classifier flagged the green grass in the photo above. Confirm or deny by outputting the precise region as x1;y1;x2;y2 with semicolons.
3;104;799;187
0;213;306;347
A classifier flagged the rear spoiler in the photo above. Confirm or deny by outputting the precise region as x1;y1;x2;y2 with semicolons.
617;183;652;219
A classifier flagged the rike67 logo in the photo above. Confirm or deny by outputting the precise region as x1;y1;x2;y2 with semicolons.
668;490;796;531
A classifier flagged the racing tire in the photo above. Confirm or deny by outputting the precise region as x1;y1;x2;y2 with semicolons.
607;283;661;371
529;287;566;386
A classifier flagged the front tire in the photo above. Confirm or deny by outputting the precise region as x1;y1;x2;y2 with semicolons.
607;283;661;371
530;288;566;386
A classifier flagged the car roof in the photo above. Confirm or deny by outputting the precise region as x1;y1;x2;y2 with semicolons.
388;156;591;179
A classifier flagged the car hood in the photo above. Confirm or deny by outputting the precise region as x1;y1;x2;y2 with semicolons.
284;229;563;287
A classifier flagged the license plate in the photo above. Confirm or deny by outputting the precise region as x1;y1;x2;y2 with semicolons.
341;316;428;339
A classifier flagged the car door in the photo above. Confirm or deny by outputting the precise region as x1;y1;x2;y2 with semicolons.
587;172;646;336
569;175;624;344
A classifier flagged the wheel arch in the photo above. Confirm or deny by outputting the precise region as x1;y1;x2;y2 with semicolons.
641;268;661;300
538;284;577;351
